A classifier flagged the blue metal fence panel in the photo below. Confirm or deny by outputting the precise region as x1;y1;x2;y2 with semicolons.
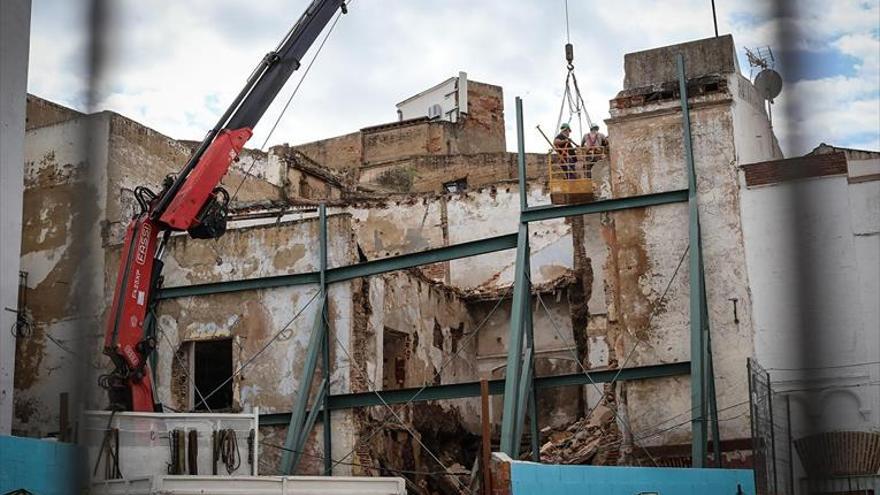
510;461;756;495
0;435;83;495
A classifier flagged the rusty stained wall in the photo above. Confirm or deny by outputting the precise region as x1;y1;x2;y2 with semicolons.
104;112;282;245
154;214;358;475
14;115;109;436
347;183;573;291
604;83;766;446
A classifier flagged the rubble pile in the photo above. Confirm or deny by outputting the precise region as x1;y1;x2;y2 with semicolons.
539;404;621;465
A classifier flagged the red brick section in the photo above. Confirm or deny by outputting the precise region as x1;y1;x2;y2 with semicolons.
742;151;848;187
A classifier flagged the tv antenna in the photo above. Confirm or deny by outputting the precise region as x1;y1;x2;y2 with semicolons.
745;46;783;126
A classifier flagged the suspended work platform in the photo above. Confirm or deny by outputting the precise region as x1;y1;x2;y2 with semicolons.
548;146;606;205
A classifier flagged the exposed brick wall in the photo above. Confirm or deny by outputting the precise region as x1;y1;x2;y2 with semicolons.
359;151;546;193
742;151;848;187
25;94;83;130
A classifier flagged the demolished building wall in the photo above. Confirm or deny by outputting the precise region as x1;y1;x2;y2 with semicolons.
602;34;779;450
14;105;285;436
12;33;815;487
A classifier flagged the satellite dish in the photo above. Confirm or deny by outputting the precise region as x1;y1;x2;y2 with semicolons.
754;69;783;101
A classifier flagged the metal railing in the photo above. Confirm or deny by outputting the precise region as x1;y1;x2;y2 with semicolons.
546;146;605;196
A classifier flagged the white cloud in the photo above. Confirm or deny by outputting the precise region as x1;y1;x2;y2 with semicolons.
27;0;880;157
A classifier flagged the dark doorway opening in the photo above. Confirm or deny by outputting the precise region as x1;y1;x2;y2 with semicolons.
193;339;233;411
382;329;409;390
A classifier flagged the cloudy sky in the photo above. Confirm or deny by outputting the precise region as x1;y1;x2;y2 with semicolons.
28;0;879;156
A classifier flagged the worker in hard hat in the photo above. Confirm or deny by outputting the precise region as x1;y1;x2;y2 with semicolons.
554;123;578;178
581;124;608;148
582;124;608;163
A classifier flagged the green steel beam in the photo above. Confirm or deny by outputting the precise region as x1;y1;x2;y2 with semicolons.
500;98;532;458
156;233;518;300
156;272;320;300
513;346;534;456
324;233;518;284
499;223;530;456
258;361;691;425
319;205;332;475
520;189;689;224
516;97;529;212
296;377;328;466
678;53;708;468
280;292;326;474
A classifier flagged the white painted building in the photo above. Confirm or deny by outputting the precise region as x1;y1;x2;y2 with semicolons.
396;72;468;122
740;144;880;486
0;0;31;435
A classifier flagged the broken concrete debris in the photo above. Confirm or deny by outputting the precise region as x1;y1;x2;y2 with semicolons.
538;403;620;465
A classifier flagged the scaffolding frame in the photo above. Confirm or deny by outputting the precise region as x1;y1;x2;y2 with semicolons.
155;54;719;473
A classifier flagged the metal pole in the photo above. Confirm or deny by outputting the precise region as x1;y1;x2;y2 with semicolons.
524;262;540;462
480;379;493;495
500;96;532;456
786;394;794;495
706;322;722;467
767;368;778;493
516;97;528;212
500;223;530;456
320;204;332;475
711;0;719;37
677;53;707;468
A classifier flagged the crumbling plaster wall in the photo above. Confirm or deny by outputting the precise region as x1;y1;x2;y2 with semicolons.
473;289;583;430
348;183;574;291
154;214;358;475
15;114;109;436
104;112;282;245
605;82;767;445
363;271;480;429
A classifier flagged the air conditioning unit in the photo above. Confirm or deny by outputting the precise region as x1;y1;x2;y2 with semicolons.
427;104;443;120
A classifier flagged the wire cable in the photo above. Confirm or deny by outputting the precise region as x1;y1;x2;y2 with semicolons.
229;4;347;205
190;290;320;410
564;0;571;43
325;288;510;474
323;312;474;494
158;327;213;413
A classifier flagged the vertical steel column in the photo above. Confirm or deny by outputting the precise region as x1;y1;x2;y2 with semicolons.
677;53;708;467
500;97;533;456
707;324;721;466
320;205;332;475
516;97;540;461
525;260;540;462
500;225;529;457
280;206;329;474
516;97;528;212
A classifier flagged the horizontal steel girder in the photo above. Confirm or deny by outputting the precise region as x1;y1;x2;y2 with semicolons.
258;361;690;425
521;189;688;223
157;191;687;300
157;233;518;300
